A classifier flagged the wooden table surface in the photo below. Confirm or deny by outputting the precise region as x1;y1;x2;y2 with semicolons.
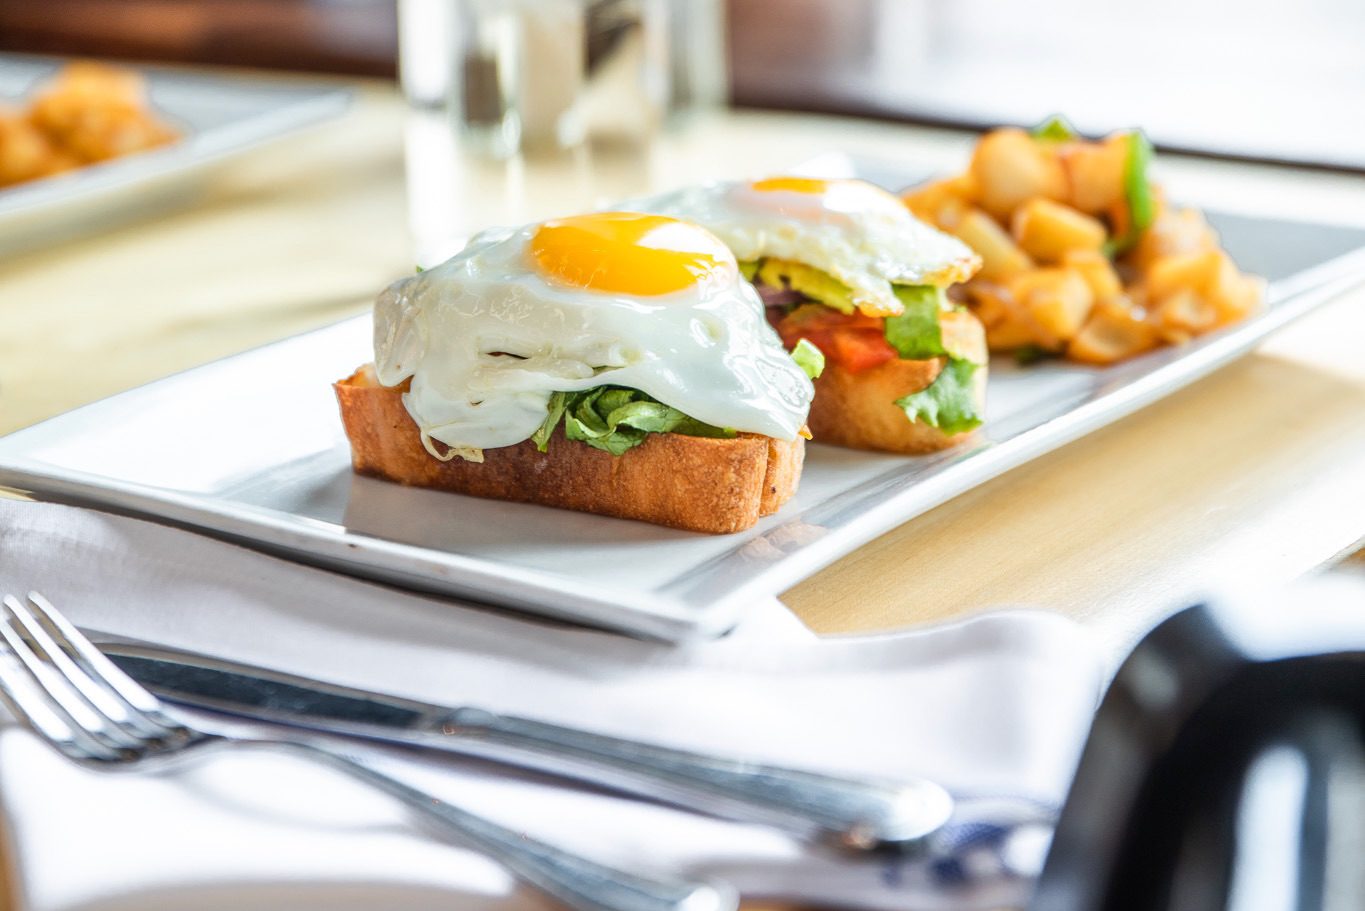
4;77;1365;659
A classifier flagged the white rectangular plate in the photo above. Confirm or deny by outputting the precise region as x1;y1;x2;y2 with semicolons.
4;155;1365;641
0;54;350;254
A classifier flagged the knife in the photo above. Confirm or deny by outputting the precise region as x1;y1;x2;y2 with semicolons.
99;640;952;851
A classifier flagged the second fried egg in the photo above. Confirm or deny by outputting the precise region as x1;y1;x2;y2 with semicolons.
627;177;980;316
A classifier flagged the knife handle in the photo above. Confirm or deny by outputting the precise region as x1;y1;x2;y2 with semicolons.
439;708;952;851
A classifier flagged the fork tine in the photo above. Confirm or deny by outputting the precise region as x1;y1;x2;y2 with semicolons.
6;595;170;742
23;592;188;740
0;596;129;761
0;647;102;761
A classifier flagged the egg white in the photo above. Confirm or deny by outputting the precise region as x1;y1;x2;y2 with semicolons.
625;179;979;315
373;223;814;455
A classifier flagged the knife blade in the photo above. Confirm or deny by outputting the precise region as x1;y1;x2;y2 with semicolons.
100;641;952;851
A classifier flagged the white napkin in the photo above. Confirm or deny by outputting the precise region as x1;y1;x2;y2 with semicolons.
0;499;1104;910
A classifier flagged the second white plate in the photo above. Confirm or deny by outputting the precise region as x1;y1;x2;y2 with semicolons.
0;54;351;255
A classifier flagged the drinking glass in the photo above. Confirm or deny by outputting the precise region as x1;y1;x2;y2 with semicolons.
398;0;726;262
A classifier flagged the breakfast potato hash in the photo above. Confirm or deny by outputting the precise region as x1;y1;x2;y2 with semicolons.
0;61;179;189
904;119;1265;365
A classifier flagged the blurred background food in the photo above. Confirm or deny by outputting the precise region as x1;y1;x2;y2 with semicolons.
905;125;1266;365
0;0;1320;363
2;0;1362;169
0;61;178;187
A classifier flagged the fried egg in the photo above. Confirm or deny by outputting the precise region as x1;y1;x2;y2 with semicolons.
627;177;980;316
373;212;814;456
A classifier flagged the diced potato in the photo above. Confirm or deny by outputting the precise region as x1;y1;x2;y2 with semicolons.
1146;250;1224;301
967;282;1039;350
1059;133;1129;215
0;114;59;186
1062;249;1123;302
969;128;1068;221
965;281;1008;328
986;316;1039;350
1210;274;1266;326
1148;249;1260;329
1128;208;1218;272
34;60;144;110
1011;198;1107;263
938;308;989;364
903;173;977;225
27;62;177;165
931;195;972;232
1068;300;1159;365
1154;288;1216;342
1124;281;1151;314
1009;268;1094;344
949;207;1035;282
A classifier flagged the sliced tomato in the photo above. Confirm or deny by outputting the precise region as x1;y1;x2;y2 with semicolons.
780;305;895;374
778;326;896;374
776;305;895;374
777;303;882;334
829;328;896;373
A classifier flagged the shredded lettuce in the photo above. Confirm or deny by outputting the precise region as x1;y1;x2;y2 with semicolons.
883;286;983;432
1031;115;1078;143
790;338;825;379
883;285;948;360
531;392;569;451
895;358;983;435
533;387;734;456
1104;131;1156;257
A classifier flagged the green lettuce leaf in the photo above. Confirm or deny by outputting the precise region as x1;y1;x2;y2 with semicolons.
532;392;569;450
894;358;983;435
883;285;948;360
737;259;760;281
533;386;734;456
790;338;825;379
1104;130;1156;257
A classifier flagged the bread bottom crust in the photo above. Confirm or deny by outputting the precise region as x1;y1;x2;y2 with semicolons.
333;366;804;534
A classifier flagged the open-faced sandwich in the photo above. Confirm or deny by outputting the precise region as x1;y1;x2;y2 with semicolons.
335;212;820;534
629;177;986;454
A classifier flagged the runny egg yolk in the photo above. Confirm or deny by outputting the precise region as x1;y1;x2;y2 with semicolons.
750;176;831;195
530;212;735;296
749;176;906;215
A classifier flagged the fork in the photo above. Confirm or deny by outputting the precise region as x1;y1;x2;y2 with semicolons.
0;592;736;911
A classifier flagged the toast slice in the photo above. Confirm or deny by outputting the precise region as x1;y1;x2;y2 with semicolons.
805;309;989;454
334;365;804;534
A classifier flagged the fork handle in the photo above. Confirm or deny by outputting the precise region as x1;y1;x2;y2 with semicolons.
280;741;735;911
435;708;952;850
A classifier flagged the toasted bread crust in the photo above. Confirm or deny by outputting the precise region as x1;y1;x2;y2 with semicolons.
334;366;804;534
806;309;989;454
